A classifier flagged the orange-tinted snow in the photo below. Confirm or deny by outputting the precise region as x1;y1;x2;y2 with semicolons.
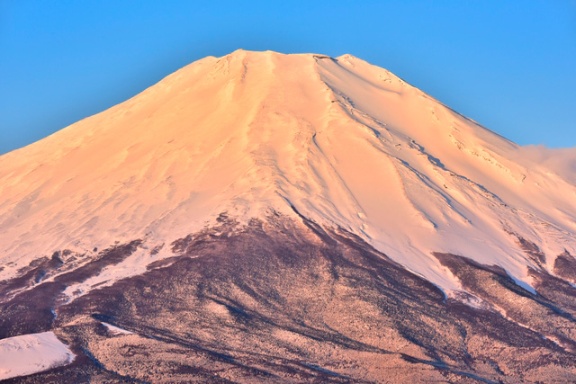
1;50;575;296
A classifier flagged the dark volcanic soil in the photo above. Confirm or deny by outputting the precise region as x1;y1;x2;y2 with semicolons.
2;214;576;383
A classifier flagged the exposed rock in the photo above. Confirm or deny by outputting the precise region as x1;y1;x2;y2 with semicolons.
3;216;576;382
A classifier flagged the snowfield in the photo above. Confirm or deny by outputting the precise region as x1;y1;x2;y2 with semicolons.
0;49;575;299
0;331;75;380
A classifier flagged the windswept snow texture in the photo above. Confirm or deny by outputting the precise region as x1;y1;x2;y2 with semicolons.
0;331;74;380
0;49;575;295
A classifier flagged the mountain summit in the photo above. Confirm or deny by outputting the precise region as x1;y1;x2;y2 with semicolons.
2;49;575;294
2;50;576;382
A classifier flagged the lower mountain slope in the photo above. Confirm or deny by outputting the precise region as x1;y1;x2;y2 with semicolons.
2;213;576;383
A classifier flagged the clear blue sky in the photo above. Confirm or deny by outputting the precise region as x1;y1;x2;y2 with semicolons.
1;1;575;154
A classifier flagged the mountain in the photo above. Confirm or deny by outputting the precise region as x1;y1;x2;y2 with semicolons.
1;49;576;383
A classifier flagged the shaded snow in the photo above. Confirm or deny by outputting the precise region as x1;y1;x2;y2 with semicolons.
0;331;75;380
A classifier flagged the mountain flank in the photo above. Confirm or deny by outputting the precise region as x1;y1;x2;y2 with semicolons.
1;50;576;382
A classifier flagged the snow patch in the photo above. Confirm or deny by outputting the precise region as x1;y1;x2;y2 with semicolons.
62;245;175;302
102;322;133;335
0;331;75;380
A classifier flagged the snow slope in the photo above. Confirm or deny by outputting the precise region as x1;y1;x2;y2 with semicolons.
0;49;575;296
0;331;75;380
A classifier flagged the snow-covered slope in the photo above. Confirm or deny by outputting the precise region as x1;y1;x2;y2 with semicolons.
1;49;575;297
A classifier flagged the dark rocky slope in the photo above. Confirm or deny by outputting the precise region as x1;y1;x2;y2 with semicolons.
2;214;576;383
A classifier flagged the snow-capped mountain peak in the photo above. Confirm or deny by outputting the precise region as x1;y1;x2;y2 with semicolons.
1;50;575;297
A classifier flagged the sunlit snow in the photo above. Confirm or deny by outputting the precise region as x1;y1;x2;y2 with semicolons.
1;50;575;298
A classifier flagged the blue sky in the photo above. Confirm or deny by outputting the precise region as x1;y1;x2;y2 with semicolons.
1;1;575;154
